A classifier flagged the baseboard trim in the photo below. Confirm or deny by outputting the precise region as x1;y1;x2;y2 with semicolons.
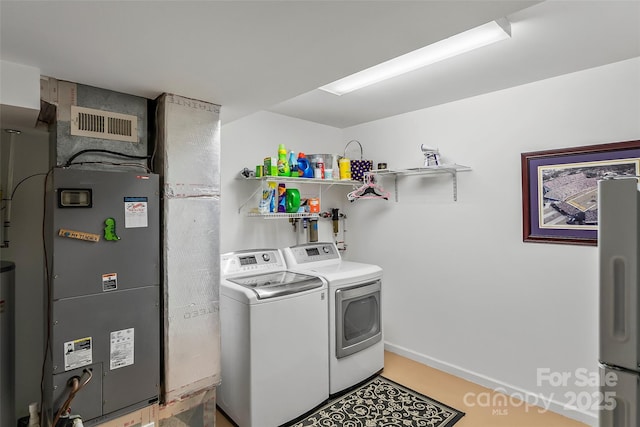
384;342;598;427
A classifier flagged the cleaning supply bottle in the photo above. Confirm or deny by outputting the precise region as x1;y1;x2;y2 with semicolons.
277;144;290;176
297;152;313;178
339;157;352;180
268;182;277;213
277;183;287;212
288;151;298;177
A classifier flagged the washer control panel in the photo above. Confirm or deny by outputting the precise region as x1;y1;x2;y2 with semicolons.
284;242;340;266
221;249;284;276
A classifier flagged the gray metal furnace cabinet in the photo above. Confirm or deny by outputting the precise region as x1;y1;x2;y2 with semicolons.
44;168;160;426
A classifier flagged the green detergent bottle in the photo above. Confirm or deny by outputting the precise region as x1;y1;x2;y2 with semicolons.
277;144;290;176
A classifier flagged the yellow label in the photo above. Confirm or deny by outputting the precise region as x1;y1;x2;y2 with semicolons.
58;228;101;242
339;158;352;180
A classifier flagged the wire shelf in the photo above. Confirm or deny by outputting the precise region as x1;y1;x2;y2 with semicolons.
246;212;320;219
368;164;471;201
245;176;361;186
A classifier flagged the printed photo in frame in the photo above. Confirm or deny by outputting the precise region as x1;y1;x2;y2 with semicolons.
521;140;640;246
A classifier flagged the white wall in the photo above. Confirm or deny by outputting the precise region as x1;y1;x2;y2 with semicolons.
0;61;40;110
0;61;41;128
220;111;347;254
341;57;640;425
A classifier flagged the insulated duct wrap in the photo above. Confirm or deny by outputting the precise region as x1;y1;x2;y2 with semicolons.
155;94;220;197
155;94;221;404
164;197;220;397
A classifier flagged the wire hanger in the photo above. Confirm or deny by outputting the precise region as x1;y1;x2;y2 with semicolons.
347;173;390;202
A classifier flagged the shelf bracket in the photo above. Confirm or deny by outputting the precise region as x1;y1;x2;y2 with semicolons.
452;170;458;202
394;175;399;202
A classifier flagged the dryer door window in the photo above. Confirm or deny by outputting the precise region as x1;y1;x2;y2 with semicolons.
336;280;382;359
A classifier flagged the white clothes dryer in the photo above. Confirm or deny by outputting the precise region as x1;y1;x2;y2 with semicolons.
219;249;329;427
283;242;383;397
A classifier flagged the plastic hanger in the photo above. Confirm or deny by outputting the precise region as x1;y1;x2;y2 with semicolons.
347;173;390;202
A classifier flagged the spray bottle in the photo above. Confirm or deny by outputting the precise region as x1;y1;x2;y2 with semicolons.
268;182;277;213
288;151;298;176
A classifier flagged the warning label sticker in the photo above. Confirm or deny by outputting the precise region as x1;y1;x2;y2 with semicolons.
64;337;93;371
110;328;134;370
102;273;117;292
124;197;148;228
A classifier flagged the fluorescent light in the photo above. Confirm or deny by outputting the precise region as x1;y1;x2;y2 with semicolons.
319;18;511;96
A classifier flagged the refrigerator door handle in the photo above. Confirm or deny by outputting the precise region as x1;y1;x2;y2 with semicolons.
599;365;638;427
612;257;629;341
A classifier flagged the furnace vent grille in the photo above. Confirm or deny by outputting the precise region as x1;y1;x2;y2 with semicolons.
70;105;138;143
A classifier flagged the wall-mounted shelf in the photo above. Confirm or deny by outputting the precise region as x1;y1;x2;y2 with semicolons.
369;164;471;201
243;176;362;187
238;176;361;216
246;212;320;219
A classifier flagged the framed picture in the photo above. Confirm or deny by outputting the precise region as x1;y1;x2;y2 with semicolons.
521;140;640;246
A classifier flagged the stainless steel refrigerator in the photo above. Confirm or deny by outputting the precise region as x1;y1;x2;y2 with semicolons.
599;178;640;427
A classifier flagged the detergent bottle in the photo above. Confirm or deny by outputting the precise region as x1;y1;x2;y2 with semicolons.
277;144;290;176
277;183;287;212
297;152;314;178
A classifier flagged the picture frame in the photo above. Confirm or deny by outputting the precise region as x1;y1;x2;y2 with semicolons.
521;140;640;246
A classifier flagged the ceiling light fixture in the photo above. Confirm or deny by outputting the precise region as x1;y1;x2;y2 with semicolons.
319;18;511;96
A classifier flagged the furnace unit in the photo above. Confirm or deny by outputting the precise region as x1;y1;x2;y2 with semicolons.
44;168;160;426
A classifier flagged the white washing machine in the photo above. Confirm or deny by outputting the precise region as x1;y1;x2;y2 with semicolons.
283;242;384;397
218;249;329;427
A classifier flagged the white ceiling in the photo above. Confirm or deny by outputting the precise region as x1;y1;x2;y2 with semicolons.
1;1;639;129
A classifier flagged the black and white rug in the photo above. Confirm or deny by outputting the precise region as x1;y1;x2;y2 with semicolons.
290;376;465;427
